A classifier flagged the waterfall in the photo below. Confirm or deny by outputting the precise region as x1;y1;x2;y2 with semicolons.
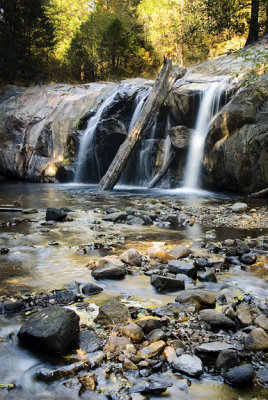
183;81;227;190
74;89;117;183
162;115;172;167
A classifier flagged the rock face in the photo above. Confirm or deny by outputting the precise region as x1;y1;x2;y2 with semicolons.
17;306;80;353
203;74;268;194
169;126;191;149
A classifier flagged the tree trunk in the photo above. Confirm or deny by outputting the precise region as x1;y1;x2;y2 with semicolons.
148;150;176;189
98;60;186;191
246;0;260;45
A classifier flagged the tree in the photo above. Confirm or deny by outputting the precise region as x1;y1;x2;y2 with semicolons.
0;0;55;82
246;0;260;44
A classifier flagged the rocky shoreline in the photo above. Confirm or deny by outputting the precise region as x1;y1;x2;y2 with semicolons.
0;201;267;399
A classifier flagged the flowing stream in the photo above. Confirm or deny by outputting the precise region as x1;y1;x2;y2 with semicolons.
183;81;227;190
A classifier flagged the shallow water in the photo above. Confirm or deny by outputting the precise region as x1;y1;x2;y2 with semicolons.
0;183;267;399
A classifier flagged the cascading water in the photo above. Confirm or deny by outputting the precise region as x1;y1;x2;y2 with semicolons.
183;80;227;190
162;115;172;167
74;89;117;183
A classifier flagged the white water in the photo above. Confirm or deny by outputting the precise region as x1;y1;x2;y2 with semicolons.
74;89;117;183
128;89;149;133
183;81;227;190
162;114;172;167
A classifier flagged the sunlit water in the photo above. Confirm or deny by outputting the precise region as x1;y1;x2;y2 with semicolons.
0;183;267;399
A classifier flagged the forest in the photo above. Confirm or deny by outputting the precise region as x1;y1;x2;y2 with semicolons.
0;0;267;84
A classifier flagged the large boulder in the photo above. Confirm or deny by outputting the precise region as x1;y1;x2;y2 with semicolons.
17;306;80;353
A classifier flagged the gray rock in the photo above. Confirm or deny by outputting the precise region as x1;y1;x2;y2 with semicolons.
146;329;167;344
225;364;255;386
76;330;102;353
240;253;257;265
18;306;80;353
255;315;268;331
172;354;203;377
127;217;145;225
102;212;127;222
231;203;248;213
244;328;268;351
199;309;236;331
81;282;103;295
175;289;216;309
256;368;268;388
35;362;90;382
194;258;209;268
171;246;191;259
150;274;185;291
168;260;197;279
92;256;126;280
104;336;131;354
169;126;191;149
154;303;196;317
136;318;163;333
197;271;217;282
2;301;23;313
55;290;77;305
46;208;67;221
94;299;130;325
237;307;252;326
197;342;235;355
119;248;142;266
215;349;240;371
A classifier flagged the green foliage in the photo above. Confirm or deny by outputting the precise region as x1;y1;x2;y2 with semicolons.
0;0;55;83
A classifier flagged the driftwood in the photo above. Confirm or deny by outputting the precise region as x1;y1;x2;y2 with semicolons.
248;187;268;198
98;61;186;191
148;151;176;189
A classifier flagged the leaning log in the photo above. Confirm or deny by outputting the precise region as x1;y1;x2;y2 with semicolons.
148;151;176;189
98;61;186;191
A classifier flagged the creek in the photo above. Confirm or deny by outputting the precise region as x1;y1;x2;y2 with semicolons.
0;183;267;399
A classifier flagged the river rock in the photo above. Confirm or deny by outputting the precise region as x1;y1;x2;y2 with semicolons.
147;246;174;262
2;301;23;313
46;207;67;221
225;306;236;320
199;309;236;331
240;253;257;265
255;315;268;331
172;354;203;377
104;336;131;354
225;364;255;386
94;299;130;325
150;275;185;291
168;260;197;279
36;362;90;382
215;349;240;371
233;239;250;256
197;342;235;356
256;368;268;388
81;282;103;295
55;290;77;305
237;307;252;326
171;246;191;259
231;203;248;213
91;256;126;279
197;271;217;282
244;328;268;351
194;258;209;268
102;211;127;222
136;318;163;333
138;340;166;359
146;329;167;344
122;323;144;342
154;303;196;317
119;248;142;266
76;330;102;353
17;306;80;353
123;358;138;370
175;289;216;309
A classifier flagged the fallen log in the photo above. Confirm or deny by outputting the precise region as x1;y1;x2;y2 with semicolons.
148;151;176;189
248;187;268;198
98;61;186;191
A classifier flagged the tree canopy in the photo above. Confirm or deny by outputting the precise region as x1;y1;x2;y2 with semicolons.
0;0;267;84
